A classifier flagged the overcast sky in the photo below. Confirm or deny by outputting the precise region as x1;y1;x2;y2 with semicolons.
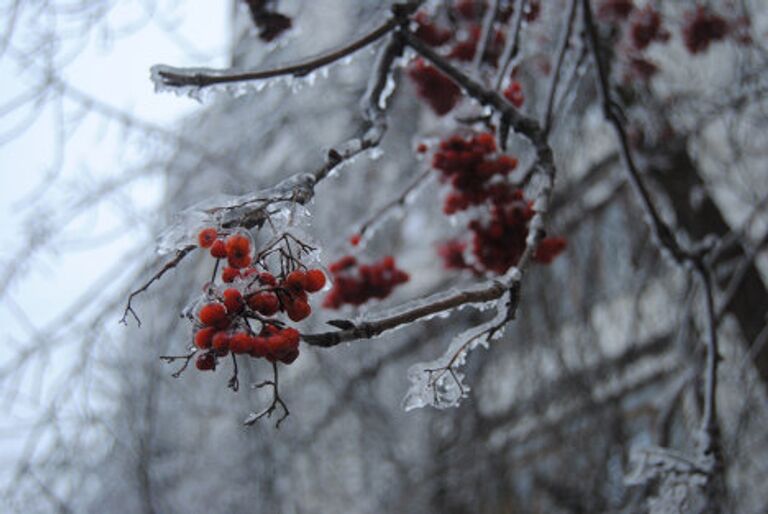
0;2;230;467
0;2;230;340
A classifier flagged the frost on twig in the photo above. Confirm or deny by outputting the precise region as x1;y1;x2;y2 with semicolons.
156;173;315;256
402;289;512;411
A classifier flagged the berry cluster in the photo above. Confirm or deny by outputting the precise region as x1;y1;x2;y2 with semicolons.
323;256;409;309
432;132;518;215
425;132;566;274
408;58;462;116
628;6;669;51
682;6;729;55
192;227;327;371
407;2;540;116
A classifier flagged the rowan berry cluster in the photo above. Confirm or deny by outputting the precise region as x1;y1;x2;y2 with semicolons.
408;58;462;116
432;132;518;215
424;132;566;274
192;227;326;371
682;6;730;54
323;255;409;309
408;2;537;116
628;6;669;51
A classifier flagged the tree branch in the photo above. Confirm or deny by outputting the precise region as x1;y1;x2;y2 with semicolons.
152;3;419;90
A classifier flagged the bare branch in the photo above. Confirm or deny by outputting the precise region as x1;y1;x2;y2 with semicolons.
120;245;197;326
152;3;419;91
244;361;289;428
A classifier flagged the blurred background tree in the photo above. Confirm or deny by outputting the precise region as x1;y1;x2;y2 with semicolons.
2;1;768;513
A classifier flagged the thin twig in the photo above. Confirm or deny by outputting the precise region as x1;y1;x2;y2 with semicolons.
159;350;197;378
493;0;528;90
542;0;579;137
581;0;691;264
244;361;289;428
355;168;431;240
471;0;501;75
120;245;196;326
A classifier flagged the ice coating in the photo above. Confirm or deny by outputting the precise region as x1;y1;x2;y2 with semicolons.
155;174;315;255
401;290;512;411
150;64;321;102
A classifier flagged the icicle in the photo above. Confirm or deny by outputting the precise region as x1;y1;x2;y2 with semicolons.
401;291;511;411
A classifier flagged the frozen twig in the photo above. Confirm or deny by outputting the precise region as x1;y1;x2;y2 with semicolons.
159;350;198;378
152;2;419;90
354;168;431;241
121;244;197;326
302;277;515;348
244;361;289;428
494;0;528;89
471;0;500;75
542;0;579;137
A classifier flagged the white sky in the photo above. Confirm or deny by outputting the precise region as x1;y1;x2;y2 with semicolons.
0;1;230;469
0;2;229;342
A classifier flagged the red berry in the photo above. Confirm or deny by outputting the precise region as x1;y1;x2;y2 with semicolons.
210;239;227;258
286;299;311;322
329;255;356;273
281;327;300;347
475;132;496;151
303;269;326;292
682;6;729;55
242;267;259;278
284;270;307;291
280;348;300;364
259;272;277;286
225;234;252;269
533;237;567;264
222;288;243;314
260;324;280;337
408;58;462;116
250;336;269;358
199;303;227;327
503;81;524;108
195;353;216;371
349;233;362;246
413;11;453;46
194;327;217;350
229;332;251;354
247;292;280;316
212;331;231;352
266;330;299;360
197;228;218;248
221;267;241;283
416;143;428;154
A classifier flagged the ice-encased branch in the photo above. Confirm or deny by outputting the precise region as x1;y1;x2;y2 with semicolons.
150;3;419;92
303;273;521;348
401;289;514;410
